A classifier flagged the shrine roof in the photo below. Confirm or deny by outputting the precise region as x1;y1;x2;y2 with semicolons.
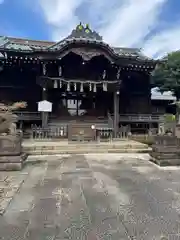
0;24;155;61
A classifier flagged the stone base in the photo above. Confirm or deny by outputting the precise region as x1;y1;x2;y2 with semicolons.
150;151;180;166
150;135;180;166
150;157;180;167
175;124;180;138
0;153;28;171
0;134;22;156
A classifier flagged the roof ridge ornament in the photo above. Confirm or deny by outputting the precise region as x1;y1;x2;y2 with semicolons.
66;22;103;41
76;22;84;31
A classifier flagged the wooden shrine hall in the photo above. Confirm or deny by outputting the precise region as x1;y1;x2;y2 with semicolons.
0;23;162;140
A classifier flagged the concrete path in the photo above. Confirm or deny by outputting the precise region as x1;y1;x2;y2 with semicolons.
1;154;180;239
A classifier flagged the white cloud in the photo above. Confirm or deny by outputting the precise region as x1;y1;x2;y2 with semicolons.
38;0;84;40
100;0;167;47
143;26;180;59
37;0;180;59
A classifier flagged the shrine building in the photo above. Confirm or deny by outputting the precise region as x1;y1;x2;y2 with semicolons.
0;23;173;140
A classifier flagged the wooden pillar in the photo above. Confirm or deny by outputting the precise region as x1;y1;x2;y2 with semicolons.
41;87;48;128
19;120;23;130
113;91;120;138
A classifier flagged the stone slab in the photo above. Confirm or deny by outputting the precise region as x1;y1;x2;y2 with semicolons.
0;155;24;163
150;157;180;166
0;172;27;215
152;146;180;153
25;148;151;155
151;152;180;159
0;162;23;171
0;154;28;171
2;154;180;237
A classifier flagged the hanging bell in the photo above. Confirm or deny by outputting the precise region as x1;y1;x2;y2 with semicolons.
67;82;70;91
54;80;58;88
93;83;97;92
80;82;84;92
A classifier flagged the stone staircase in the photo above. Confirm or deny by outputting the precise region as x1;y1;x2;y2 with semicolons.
22;140;151;155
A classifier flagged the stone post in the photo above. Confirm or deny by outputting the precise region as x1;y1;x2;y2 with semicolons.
113;91;120;138
41;87;48;128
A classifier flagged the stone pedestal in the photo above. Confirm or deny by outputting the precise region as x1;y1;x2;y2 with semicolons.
150;136;180;166
175;124;180;138
0;135;27;171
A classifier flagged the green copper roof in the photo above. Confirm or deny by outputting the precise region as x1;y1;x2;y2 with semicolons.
0;24;155;62
5;43;33;51
0;36;9;47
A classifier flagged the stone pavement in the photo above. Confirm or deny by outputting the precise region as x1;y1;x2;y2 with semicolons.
1;154;180;239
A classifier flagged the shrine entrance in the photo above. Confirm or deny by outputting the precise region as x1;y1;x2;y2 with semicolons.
47;89;114;142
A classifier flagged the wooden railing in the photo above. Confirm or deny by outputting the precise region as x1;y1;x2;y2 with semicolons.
119;114;164;122
14;111;41;120
31;125;68;139
14;111;165;123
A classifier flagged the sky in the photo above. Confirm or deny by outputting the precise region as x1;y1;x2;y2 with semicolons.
0;0;179;59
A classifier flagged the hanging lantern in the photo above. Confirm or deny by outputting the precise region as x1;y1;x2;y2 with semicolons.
102;70;106;79
103;82;107;91
59;80;62;88
58;66;62;76
67;82;70;91
93;83;97;92
89;83;92;91
43;64;46;75
54;80;58;88
80;82;84;92
116;68;120;79
74;82;77;91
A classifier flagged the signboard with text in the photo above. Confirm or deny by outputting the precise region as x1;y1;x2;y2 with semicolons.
38;100;52;112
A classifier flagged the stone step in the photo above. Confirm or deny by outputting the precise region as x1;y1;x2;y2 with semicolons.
23;143;149;151
24;148;151;155
0;153;28;171
150;157;180;167
22;140;150;155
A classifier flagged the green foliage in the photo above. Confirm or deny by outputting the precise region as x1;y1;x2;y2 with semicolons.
164;114;176;123
152;51;180;99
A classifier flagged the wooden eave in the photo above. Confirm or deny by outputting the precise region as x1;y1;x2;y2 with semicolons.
0;36;157;66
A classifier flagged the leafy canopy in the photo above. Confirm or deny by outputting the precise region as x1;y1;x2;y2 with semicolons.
152;51;180;99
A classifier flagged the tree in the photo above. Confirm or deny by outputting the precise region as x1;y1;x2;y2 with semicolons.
152;51;180;123
152;51;180;99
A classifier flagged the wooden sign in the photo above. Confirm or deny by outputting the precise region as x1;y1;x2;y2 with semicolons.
38;100;52;112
